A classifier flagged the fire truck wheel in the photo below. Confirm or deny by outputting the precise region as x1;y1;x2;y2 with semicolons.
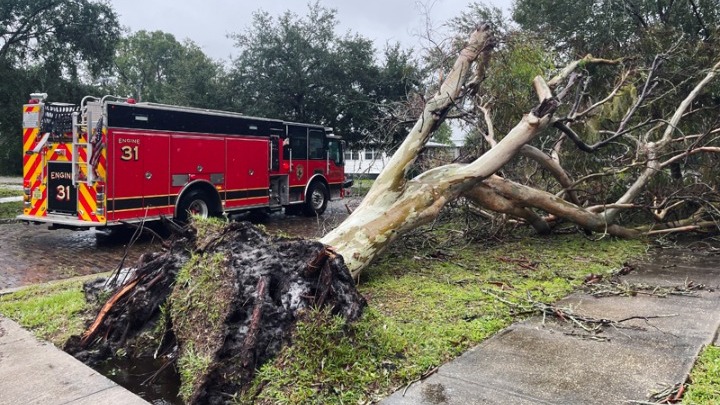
177;190;215;222
303;181;328;216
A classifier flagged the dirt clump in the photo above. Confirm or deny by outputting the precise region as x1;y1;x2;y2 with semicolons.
66;220;366;404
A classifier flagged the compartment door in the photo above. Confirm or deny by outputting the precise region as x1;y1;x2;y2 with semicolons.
47;161;77;215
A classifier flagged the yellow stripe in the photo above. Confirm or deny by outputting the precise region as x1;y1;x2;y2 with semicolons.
23;128;38;151
96;166;106;179
23;153;39;176
28;155;43;186
96;129;108;179
46;143;70;162
28;184;48;216
224;187;269;192
108;205;174;213
79;184;97;218
96;148;107;179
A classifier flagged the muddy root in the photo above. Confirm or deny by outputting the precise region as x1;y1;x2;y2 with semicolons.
66;221;366;404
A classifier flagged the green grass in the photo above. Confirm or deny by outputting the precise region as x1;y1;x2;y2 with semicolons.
350;178;374;196
0;200;22;220
0;217;647;404
0;279;88;345
171;251;233;401
684;345;720;404
245;231;645;404
0;187;23;198
170;219;236;402
177;341;214;400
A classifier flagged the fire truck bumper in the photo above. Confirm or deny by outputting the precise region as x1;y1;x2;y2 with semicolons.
16;214;105;229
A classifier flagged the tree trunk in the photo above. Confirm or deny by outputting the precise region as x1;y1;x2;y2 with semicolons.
321;25;561;278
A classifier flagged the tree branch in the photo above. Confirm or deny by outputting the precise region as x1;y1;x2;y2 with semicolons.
357;24;495;210
519;145;581;205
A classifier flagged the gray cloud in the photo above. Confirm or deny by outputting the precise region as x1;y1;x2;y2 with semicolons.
107;0;512;60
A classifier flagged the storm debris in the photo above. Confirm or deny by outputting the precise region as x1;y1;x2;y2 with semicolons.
66;220;366;404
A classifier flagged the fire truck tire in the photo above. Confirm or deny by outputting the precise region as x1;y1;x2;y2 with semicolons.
177;190;216;222
303;181;328;216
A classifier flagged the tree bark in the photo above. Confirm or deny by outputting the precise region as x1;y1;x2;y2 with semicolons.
321;33;719;279
321;33;560;278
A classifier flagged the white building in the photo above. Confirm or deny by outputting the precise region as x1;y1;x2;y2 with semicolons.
344;142;460;178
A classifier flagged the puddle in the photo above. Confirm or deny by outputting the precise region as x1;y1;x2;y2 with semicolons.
96;356;183;405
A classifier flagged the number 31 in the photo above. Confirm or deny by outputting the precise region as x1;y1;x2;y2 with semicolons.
121;145;139;161
56;185;70;201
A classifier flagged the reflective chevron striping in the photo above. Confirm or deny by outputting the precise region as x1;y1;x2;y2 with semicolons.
28;185;46;216
23;128;36;152
22;105;42;217
78;183;100;222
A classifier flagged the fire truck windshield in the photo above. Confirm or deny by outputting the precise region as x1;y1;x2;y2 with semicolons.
328;139;344;166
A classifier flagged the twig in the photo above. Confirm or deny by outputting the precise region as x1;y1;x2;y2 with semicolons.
402;365;440;396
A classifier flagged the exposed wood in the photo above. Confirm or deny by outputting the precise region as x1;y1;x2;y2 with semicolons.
241;276;267;369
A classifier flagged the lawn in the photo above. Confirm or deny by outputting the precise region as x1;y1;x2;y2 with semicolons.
684;345;720;404
0;200;21;220
0;279;88;346
7;219;715;404
0;187;22;198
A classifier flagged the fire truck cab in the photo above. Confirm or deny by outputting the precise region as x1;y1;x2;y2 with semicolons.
18;93;349;229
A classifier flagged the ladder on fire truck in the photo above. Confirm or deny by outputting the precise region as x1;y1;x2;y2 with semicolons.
70;96;105;186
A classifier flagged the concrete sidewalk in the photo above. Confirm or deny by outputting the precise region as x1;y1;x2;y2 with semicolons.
0;176;21;185
0;176;22;204
0;316;148;405
384;247;720;405
0;196;21;203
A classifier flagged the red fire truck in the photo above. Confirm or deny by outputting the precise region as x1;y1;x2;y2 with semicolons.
18;93;349;229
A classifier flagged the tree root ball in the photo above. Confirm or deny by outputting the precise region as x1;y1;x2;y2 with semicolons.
66;220;367;404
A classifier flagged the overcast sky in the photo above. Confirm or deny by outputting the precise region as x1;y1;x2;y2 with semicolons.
107;0;514;61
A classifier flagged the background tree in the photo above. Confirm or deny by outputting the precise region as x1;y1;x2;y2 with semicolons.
513;0;719;59
0;0;120;174
430;122;453;145
229;2;422;147
110;30;228;108
508;0;720;224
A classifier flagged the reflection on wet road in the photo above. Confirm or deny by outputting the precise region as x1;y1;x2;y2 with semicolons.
259;199;353;238
0;199;357;290
0;224;158;289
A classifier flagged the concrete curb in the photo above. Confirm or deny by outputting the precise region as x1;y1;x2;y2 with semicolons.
0;316;149;405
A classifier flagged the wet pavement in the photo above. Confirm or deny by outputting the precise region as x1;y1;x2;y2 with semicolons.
0;198;356;290
384;245;720;405
259;198;354;238
0;224;158;290
0;316;149;405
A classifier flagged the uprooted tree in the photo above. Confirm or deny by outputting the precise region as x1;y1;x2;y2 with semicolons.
69;21;720;404
323;23;720;279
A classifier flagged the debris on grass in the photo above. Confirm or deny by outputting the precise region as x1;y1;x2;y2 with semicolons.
65;220;366;404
